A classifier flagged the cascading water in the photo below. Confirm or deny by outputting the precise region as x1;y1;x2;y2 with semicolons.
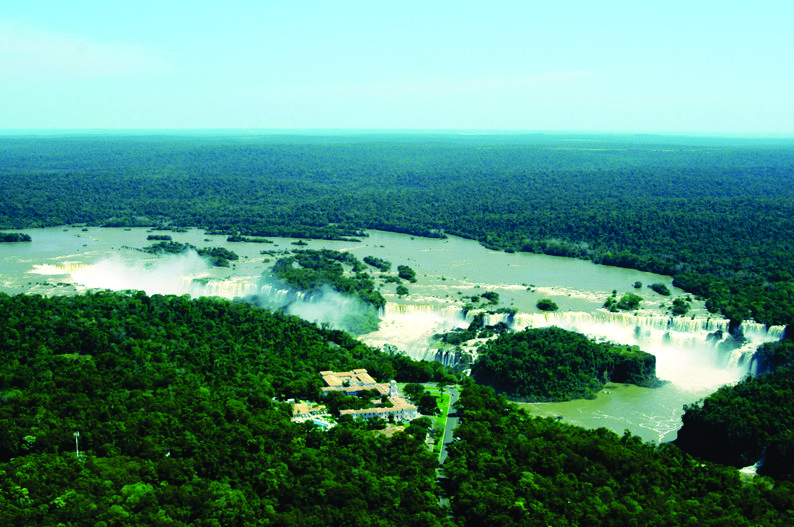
64;254;373;333
366;302;786;392
15;226;788;445
254;284;309;307
29;262;91;275
59;244;785;393
364;302;470;362
63;249;785;388
185;277;261;299
65;253;290;303
512;310;785;390
363;301;788;444
385;302;467;321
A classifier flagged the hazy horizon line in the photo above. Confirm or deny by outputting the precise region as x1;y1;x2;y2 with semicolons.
1;128;793;141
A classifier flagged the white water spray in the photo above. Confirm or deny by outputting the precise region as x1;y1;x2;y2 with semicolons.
365;302;786;393
70;252;215;296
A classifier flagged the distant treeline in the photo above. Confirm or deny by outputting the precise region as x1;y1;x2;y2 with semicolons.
2;134;793;326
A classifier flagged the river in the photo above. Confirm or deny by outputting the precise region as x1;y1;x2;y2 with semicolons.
1;226;785;443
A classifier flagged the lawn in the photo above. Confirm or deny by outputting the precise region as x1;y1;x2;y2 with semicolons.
399;383;453;453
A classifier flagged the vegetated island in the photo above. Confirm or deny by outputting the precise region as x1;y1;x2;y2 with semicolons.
471;326;661;402
264;249;417;333
0;232;32;242
139;240;240;267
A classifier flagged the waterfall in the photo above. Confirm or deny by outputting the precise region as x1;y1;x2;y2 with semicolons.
252;283;303;306
384;302;466;321
364;302;470;360
512;310;784;388
185;277;261;299
367;302;786;390
182;280;315;306
29;262;91;275
511;311;734;349
419;348;462;367
513;311;733;335
738;320;787;342
463;310;514;327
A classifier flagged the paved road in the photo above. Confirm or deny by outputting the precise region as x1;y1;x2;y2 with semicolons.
438;385;460;465
433;385;460;511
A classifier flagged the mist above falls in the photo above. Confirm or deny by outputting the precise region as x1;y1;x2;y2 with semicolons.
65;252;379;334
70;251;214;296
249;283;381;334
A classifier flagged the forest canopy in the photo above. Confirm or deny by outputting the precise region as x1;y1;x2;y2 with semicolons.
471;327;660;401
3;133;794;525
444;383;794;526
0;291;454;526
2;291;793;525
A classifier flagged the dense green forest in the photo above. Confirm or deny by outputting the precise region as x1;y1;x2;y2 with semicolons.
444;384;794;526
0;292;453;526
2;292;792;525
471;327;660;401
2;133;794;326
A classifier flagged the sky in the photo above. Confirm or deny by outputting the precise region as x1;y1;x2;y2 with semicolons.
1;0;793;135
